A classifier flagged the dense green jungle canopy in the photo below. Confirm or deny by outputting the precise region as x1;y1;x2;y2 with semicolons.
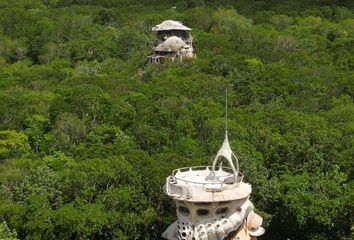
0;0;353;239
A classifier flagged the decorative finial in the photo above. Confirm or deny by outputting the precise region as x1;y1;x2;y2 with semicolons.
225;87;228;134
207;87;240;181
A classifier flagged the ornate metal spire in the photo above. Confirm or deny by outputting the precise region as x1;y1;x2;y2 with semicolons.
210;88;239;179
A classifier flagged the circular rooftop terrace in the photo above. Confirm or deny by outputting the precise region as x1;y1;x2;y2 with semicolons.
165;166;251;202
164;131;251;202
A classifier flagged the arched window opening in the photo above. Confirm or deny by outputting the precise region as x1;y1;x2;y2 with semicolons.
178;206;190;216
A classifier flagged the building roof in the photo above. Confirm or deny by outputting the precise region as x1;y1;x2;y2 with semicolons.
164;131;250;202
152;20;192;31
154;36;189;52
164;167;251;202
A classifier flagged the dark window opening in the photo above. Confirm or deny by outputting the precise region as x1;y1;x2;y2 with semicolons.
216;207;229;215
178;206;190;216
197;209;209;216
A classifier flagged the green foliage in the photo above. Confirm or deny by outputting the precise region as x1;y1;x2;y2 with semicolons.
0;221;18;240
0;0;353;239
0;131;30;160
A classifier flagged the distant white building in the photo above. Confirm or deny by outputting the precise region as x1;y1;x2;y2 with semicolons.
162;131;265;240
149;20;195;63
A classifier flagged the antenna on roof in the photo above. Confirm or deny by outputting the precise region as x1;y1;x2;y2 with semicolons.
225;87;228;133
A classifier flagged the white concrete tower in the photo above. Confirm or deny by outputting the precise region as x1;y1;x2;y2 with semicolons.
162;130;265;240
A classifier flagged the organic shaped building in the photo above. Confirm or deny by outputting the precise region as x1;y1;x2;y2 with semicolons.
149;20;194;63
162;131;265;240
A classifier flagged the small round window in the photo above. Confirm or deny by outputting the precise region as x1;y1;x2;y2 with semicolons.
178;206;190;216
197;209;209;216
236;206;242;213
216;207;229;215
